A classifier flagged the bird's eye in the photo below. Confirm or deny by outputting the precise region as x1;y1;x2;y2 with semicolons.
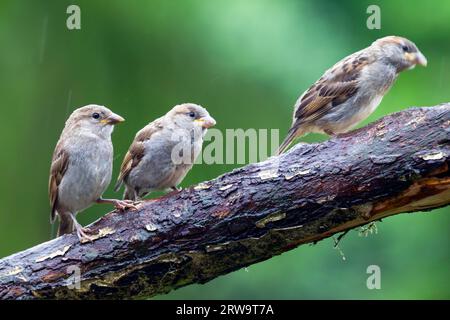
92;112;100;119
402;45;409;52
188;112;196;118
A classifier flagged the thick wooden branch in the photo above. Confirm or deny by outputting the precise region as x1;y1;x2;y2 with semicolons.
1;104;449;300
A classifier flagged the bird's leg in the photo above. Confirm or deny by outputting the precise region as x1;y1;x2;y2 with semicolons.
324;129;346;138
96;197;139;211
70;213;94;242
324;129;337;137
164;186;182;197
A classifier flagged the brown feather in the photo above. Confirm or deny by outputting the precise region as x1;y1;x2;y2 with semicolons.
277;51;373;154
114;119;163;191
294;51;373;124
48;147;69;223
276;126;306;155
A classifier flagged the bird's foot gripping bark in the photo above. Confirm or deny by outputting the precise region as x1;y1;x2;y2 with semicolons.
114;200;139;211
324;129;339;138
76;226;95;243
96;198;139;212
76;227;94;243
69;214;95;243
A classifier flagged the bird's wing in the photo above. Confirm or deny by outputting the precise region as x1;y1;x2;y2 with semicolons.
49;145;69;223
294;51;373;124
114;118;164;191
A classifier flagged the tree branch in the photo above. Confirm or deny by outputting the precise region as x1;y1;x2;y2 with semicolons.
1;104;449;300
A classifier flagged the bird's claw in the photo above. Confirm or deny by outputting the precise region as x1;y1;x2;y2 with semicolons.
77;227;95;243
81;227;94;234
166;186;182;197
114;200;139;212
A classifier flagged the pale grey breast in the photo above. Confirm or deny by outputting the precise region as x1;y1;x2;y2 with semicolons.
58;133;113;213
314;62;397;133
128;128;203;192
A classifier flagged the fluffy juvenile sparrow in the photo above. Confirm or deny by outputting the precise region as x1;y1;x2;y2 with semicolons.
49;105;136;241
277;36;427;154
114;103;216;200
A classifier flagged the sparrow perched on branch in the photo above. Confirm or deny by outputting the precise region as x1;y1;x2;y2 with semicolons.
277;36;427;154
114;103;216;201
49;105;136;241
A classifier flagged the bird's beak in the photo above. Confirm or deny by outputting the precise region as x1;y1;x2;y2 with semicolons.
101;113;125;125
405;51;427;67
195;116;216;129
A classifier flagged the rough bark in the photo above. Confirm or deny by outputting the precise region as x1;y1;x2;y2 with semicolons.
0;104;449;300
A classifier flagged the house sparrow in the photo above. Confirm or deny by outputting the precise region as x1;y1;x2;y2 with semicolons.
277;36;427;154
49;104;136;242
114;103;216;200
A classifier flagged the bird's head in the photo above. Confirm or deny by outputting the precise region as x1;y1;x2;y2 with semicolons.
66;104;125;136
168;103;216;133
372;36;427;72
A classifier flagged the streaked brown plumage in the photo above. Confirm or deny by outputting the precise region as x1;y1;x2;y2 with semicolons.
115;103;216;200
49;105;136;242
277;36;427;154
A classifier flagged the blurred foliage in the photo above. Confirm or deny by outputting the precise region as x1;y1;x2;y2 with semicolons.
0;0;448;299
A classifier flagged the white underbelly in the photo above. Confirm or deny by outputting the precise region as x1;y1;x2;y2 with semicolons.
345;94;384;131
58;160;112;213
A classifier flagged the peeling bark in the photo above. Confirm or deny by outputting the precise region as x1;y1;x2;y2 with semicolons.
0;104;449;300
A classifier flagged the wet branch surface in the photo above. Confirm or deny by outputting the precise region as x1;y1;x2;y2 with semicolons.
1;104;449;299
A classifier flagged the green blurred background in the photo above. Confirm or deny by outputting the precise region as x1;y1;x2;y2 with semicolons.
0;0;448;299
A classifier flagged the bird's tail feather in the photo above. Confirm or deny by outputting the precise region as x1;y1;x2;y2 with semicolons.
114;179;122;192
276;127;303;155
123;187;136;201
50;222;57;240
57;216;74;237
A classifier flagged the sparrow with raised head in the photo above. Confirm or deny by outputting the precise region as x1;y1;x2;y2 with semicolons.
49;105;136;241
114;103;216;200
277;36;427;154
